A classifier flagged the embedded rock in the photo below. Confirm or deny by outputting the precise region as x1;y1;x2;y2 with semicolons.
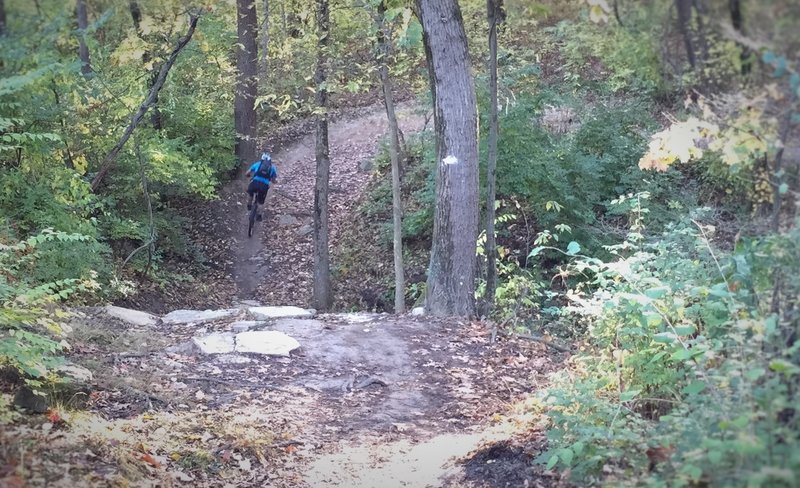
248;306;315;320
235;331;300;357
162;309;240;325
104;305;158;327
192;333;235;354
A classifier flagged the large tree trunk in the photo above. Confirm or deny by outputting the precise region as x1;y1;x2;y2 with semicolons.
0;0;7;36
235;0;259;165
375;1;405;314
416;0;480;317
728;0;751;74
675;0;696;69
484;0;502;313
260;0;269;83
312;0;332;310
76;0;92;75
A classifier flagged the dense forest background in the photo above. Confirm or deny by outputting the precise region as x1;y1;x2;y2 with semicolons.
1;0;799;485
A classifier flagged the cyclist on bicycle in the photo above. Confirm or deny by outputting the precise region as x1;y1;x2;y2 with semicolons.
245;152;278;221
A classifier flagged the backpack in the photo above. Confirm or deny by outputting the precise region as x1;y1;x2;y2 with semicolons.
255;161;273;181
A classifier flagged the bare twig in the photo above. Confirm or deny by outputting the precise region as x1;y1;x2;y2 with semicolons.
514;333;570;353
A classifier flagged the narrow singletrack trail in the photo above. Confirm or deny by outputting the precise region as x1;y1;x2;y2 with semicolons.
193;102;426;304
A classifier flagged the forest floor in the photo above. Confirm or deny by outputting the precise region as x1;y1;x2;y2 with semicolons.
1;104;568;487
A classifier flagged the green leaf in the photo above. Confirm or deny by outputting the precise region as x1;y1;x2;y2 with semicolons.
682;381;705;396
769;359;798;375
708;450;723;464
644;286;669;299
546;454;559;470
778;183;789;195
745;367;766;381
566;241;581;256
673;325;696;336
528;246;545;258
653;332;676;344
557;448;574;466
672;348;695;361
620;389;640;402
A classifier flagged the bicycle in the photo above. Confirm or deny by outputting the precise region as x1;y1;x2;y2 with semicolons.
247;198;262;238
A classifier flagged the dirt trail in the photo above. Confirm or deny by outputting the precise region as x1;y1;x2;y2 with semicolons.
208;103;426;302
3;307;558;487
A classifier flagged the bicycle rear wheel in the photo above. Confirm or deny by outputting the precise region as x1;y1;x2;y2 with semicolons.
248;202;258;237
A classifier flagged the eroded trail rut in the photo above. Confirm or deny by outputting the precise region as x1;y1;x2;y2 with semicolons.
197;103;426;303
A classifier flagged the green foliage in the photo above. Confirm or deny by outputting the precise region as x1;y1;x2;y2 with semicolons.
532;198;800;486
0;229;101;388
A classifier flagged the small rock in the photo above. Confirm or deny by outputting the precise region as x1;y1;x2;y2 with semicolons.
237;300;261;308
235;331;301;356
249;306;315;320
296;224;313;237
104;305;158;327
215;354;253;365
192;333;235;354
162;309;240;325
358;159;374;172
411;306;425;316
13;387;49;413
231;321;264;333
57;364;93;383
278;214;300;226
165;341;196;355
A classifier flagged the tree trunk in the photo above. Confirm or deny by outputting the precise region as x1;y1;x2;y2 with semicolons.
260;0;270;82
76;0;92;75
728;0;751;74
312;0;332;311
484;0;502;313
235;0;259;165
416;0;480;317
375;1;405;314
676;0;695;69
0;0;7;36
129;0;141;31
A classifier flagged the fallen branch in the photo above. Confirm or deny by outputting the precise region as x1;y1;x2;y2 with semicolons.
179;376;293;393
90;13;200;192
514;333;570;353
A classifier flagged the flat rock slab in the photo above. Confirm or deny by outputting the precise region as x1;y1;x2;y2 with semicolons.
235;331;300;357
249;306;315;320
192;333;235;354
162;308;240;325
230;320;265;333
104;305;158;327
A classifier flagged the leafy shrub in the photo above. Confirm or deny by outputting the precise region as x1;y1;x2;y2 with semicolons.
532;199;800;486
0;230;101;389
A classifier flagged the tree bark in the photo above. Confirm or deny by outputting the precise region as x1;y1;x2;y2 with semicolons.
484;0;502;313
675;0;695;69
90;14;199;192
728;0;751;74
417;0;480;317
129;0;141;31
76;0;92;75
235;0;259;165
260;0;270;82
312;0;332;310
0;0;7;36
375;1;405;314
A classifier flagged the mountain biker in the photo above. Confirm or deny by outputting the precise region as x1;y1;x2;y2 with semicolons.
245;152;278;221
